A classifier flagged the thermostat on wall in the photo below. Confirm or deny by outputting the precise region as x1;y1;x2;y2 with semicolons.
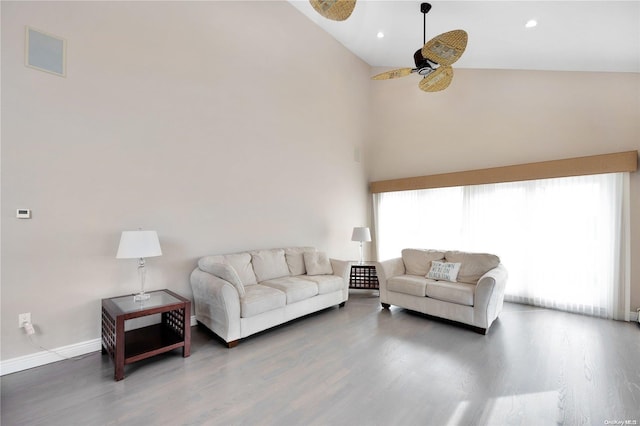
16;209;32;219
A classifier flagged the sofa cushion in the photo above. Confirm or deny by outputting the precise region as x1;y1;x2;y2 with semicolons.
387;275;428;297
240;285;286;318
426;261;462;282
444;251;500;284
284;247;316;276
425;279;475;306
196;261;246;297
199;252;257;286
261;277;319;304
304;251;333;276
251;249;290;282
300;274;343;295
402;249;445;276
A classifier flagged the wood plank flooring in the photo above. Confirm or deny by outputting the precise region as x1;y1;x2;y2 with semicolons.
2;293;640;425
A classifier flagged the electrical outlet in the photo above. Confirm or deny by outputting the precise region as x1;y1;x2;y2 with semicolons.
18;312;31;328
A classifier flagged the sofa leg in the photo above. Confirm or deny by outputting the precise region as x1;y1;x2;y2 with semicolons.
227;340;239;348
339;302;346;308
381;303;390;309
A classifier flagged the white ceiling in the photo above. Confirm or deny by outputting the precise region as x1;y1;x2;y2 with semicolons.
288;0;640;73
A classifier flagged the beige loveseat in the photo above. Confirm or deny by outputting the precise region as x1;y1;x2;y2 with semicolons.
190;247;350;347
378;249;508;334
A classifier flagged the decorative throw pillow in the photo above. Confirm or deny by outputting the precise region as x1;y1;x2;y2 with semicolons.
426;261;462;282
303;251;333;276
285;247;315;276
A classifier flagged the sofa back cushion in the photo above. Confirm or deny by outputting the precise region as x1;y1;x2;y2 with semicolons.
284;247;316;276
251;249;290;282
402;249;445;276
198;252;257;291
197;261;246;297
444;251;500;284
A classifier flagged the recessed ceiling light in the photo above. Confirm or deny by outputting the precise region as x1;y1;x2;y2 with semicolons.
525;19;538;29
377;31;384;39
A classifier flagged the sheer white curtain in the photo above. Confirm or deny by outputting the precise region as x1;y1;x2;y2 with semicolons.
374;173;630;320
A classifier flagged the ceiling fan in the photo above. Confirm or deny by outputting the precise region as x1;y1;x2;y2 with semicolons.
309;0;356;22
372;3;468;92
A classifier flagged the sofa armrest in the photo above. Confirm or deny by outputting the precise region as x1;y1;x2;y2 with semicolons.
473;264;508;328
190;268;241;343
378;257;405;301
330;258;353;299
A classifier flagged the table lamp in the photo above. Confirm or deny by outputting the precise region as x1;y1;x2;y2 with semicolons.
351;227;371;264
116;229;162;301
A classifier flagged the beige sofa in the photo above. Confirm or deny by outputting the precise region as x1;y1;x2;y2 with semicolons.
190;247;350;347
378;249;508;334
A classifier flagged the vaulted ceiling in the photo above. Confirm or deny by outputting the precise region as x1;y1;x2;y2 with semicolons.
289;1;640;73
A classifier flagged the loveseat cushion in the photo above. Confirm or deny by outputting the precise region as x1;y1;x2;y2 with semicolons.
387;275;428;297
425;279;475;306
402;249;445;276
284;247;315;276
261;277;319;304
444;251;500;284
251;249;290;282
241;285;286;318
199;252;257;286
300;274;343;295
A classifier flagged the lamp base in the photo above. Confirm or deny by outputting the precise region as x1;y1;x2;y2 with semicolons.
133;292;151;302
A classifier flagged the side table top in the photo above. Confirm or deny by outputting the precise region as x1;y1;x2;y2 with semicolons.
103;289;187;315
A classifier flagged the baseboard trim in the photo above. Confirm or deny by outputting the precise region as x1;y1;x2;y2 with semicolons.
0;338;102;376
1;315;198;376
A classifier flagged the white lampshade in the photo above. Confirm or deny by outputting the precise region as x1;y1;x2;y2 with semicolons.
116;230;162;259
351;227;371;242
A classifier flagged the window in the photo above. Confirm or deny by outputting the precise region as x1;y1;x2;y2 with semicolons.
374;173;630;320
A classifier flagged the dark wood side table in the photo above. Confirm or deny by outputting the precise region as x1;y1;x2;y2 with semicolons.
349;262;379;291
101;289;191;381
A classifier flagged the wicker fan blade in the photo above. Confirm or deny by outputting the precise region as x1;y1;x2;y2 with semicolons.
421;30;468;66
371;68;414;80
418;66;453;92
309;0;356;21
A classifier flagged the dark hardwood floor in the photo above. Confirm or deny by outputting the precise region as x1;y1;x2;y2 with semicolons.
2;293;640;425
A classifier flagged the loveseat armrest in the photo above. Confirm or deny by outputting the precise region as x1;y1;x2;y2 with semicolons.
473;263;508;329
190;268;241;343
378;257;406;301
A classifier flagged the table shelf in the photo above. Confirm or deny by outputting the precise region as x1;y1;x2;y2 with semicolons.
124;323;185;363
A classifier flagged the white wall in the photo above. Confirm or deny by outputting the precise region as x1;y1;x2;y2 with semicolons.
368;67;640;310
1;1;371;360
